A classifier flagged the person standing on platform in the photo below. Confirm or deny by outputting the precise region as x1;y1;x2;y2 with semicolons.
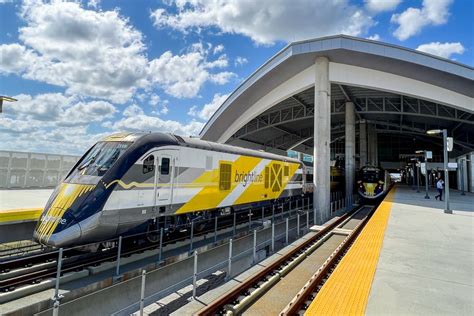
435;178;444;201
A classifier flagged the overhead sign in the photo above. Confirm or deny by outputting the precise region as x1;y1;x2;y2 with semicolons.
448;162;457;169
447;137;453;152
426;151;432;159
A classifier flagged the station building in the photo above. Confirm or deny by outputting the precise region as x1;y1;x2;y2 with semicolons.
200;35;474;223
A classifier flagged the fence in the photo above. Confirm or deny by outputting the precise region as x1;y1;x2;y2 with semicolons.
43;194;359;316
0;150;79;189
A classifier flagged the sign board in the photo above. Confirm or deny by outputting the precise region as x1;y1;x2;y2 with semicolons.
421;163;426;175
448;162;457;169
447;137;453;152
426;151;432;159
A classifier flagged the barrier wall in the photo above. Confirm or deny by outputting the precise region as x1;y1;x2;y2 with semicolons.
0;151;79;189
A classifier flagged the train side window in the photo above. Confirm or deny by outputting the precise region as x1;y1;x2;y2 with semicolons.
219;162;231;190
160;157;170;175
264;166;269;188
284;165;289;177
143;155;154;174
306;173;313;182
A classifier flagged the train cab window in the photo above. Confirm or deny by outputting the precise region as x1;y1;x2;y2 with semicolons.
284;165;289;177
219;162;231;190
160;157;170;175
143;155;154;174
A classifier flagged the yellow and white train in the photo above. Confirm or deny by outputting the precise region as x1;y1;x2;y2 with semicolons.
34;132;310;248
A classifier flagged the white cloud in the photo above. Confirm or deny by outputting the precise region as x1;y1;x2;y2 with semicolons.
0;1;149;103
149;94;161;106
159;103;169;115
188;93;228;121
234;56;248;66
87;0;100;8
416;42;465;59
366;34;380;41
365;0;401;13
151;0;374;45
0;123;109;155
0;2;234;103
149;46;234;98
391;0;453;41
6;93;116;125
111;115;204;137
0;43;38;74
123;104;145;117
0;92;117;154
213;44;225;54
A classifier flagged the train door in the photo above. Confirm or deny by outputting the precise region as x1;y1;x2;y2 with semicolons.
155;152;177;208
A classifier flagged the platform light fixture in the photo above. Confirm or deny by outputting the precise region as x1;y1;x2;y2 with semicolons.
426;129;442;135
426;128;451;214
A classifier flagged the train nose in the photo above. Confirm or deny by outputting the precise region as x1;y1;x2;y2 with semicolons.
47;222;82;247
35;209;82;247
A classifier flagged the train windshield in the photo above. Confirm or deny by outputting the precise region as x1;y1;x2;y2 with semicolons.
361;170;380;183
66;142;131;183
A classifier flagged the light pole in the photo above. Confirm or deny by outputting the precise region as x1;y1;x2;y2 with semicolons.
411;157;420;193
427;129;451;214
416;162;420;193
416;150;431;199
459;157;470;196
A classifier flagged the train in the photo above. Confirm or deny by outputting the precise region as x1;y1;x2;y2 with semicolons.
34;132;312;248
302;160;344;192
357;165;391;201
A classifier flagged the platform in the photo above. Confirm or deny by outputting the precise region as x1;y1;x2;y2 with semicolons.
306;184;474;315
0;189;52;223
0;189;52;211
0;189;52;243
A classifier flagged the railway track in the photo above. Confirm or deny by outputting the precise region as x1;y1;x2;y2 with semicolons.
196;204;376;316
0;198;311;294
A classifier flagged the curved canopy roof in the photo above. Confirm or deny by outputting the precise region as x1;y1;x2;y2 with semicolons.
200;35;473;151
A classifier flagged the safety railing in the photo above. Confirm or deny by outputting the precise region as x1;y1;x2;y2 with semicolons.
45;194;359;315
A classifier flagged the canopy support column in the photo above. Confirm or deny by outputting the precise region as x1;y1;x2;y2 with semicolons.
313;56;331;224
345;102;355;206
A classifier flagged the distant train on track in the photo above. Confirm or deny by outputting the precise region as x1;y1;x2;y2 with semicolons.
34;133;314;248
357;165;391;201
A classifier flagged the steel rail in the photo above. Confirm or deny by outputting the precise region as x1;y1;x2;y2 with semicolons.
281;205;376;315
195;206;361;316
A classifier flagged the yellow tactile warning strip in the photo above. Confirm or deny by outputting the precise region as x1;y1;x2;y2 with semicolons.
305;187;396;316
0;208;43;223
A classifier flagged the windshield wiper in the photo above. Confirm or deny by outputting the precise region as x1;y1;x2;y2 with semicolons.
78;151;100;170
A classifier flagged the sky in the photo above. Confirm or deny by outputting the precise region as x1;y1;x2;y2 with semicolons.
0;0;472;155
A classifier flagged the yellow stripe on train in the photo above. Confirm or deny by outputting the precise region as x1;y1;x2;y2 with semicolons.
37;183;94;241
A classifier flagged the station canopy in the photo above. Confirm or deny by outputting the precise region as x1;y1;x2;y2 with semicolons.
200;35;474;161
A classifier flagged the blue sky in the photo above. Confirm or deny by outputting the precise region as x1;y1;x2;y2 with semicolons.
0;0;472;155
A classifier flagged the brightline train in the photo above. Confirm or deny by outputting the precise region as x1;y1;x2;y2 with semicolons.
357;165;391;201
34;133;312;248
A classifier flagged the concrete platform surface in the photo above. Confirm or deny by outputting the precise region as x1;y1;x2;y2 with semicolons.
0;189;52;211
366;185;474;315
